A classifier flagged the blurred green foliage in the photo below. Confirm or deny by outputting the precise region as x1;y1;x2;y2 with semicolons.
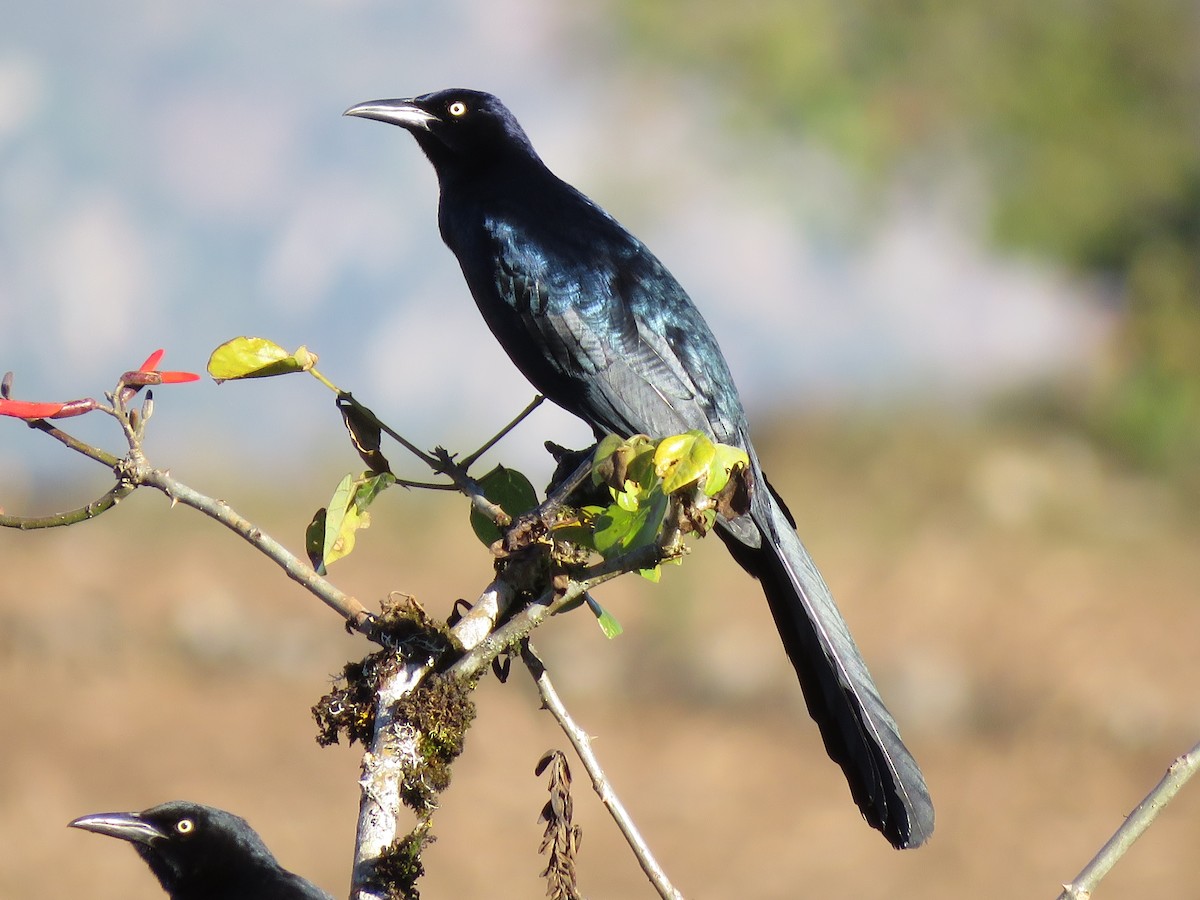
615;0;1200;470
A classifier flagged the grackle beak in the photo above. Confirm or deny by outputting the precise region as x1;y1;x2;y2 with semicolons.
343;99;436;130
69;811;166;847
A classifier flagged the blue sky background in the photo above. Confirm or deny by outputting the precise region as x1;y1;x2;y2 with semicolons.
0;0;1111;490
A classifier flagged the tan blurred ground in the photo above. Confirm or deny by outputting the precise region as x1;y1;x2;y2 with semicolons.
3;419;1199;899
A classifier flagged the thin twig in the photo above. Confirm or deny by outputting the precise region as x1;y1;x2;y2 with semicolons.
335;390;547;526
523;642;683;900
26;418;121;467
1058;740;1200;900
9;383;378;636
541;453;595;514
459;394;545;469
0;482;135;529
331;389;514;524
431;446;510;525
391;477;460;491
131;465;376;636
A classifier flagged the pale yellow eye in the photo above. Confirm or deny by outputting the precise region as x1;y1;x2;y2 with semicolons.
448;100;468;117
175;819;194;835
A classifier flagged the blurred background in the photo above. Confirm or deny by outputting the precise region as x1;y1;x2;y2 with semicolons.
2;1;1199;897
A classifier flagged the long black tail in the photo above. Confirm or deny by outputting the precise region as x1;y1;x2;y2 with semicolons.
717;471;934;849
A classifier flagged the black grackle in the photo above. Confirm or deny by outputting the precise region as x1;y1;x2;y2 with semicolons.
345;89;934;848
69;801;333;899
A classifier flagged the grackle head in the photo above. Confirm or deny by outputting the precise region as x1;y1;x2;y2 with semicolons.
345;88;540;174
69;801;331;900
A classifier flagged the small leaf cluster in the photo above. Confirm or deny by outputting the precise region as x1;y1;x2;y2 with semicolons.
204;337;752;637
569;430;750;571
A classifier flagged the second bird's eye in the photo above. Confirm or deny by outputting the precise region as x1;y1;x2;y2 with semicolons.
175;819;194;835
448;100;468;117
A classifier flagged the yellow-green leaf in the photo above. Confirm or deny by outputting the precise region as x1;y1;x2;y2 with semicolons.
321;474;359;567
615;488;640;512
704;444;750;496
590;433;627;485
312;471;394;569
654;430;717;494
208;336;317;382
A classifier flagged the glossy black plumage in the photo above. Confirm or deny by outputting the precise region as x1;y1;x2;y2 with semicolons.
346;88;934;848
69;801;332;900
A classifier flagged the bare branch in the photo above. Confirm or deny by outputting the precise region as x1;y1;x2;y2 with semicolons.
459;394;545;469
451;578;518;651
447;532;678;684
0;482;135;530
349;573;523;898
25;417;122;467
130;465;376;636
1058;739;1200;900
430;446;510;526
523;643;683;900
352;654;436;900
9;360;692;900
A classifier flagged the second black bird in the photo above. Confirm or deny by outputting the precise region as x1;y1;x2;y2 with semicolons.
345;88;934;848
69;801;333;900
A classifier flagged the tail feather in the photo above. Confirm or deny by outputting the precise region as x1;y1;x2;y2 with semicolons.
718;478;934;849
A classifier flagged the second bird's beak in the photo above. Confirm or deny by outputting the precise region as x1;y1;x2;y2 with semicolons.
343;99;436;131
69;812;166;847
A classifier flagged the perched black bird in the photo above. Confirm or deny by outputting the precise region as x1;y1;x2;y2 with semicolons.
69;801;333;900
345;89;934;848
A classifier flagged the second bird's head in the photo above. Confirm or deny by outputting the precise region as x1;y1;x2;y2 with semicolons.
69;801;281;895
344;88;541;176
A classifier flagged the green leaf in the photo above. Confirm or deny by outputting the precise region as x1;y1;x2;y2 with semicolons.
208;337;317;382
590;433;627;485
320;474;358;567
592;485;668;557
353;471;396;509
548;522;597;551
469;465;540;546
305;507;328;575
704;443;751;496
313;471;395;569
623;441;659;491
654;430;717;494
592;432;656;492
615;488;641;512
584;595;624;638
